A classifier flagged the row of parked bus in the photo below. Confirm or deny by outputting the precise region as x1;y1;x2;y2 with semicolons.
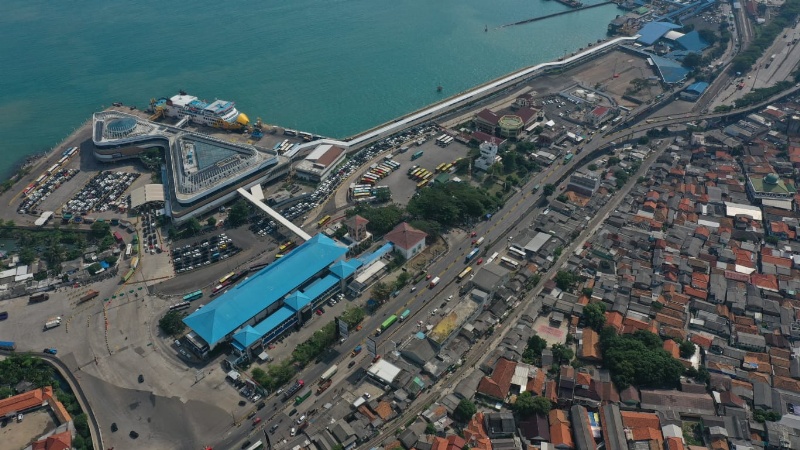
435;162;455;174
22;146;79;198
359;158;401;186
435;134;454;147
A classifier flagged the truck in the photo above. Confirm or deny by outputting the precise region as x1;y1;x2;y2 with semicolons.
295;387;312;405
473;236;485;246
29;293;50;303
43;317;62;331
0;341;16;351
351;345;362;357
317;379;332;395
399;309;411;322
78;290;100;303
320;365;338;383
429;277;440;288
283;380;305;401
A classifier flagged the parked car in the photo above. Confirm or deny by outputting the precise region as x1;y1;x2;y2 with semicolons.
0;311;8;321
43;348;57;355
252;417;262;426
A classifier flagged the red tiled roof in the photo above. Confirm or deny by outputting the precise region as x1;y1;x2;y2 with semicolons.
580;328;602;361
750;273;779;292
463;412;492;450
31;430;72;450
663;339;680;359
549;409;575;449
476;109;500;125
0;386;51;418
385;222;427;251
477;358;517;401
620;411;662;443
667;437;686;450
592;106;610;117
691;334;713;349
527;368;546;396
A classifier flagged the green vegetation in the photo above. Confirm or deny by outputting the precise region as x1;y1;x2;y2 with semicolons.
182;218;202;237
543;184;556;196
0;355;92;449
682;421;704;446
679;340;696;358
522;335;548;364
731;0;800;74
512;391;552;417
600;328;685;389
716;81;794;113
551;343;574;365
252;309;365;390
158;311;186;336
347;204;405;236
407;182;499;228
754;409;782;423
227;199;251;227
207;217;217;228
554;271;580;291
425;423;437;435
583;302;606;332
454;398;478;421
371;281;393;302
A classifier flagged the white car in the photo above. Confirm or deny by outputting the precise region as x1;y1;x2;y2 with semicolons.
448;295;453;301
363;392;371;399
297;415;306;424
290;427;297;437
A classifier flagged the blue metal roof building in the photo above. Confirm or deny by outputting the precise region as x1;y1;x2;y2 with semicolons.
680;82;710;101
637;22;681;46
649;54;691;84
674;31;709;53
183;234;348;352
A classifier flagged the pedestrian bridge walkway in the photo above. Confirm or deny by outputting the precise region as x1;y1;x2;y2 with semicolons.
237;187;311;241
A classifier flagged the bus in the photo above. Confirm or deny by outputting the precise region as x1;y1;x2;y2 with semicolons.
243;441;264;450
274;253;284;259
169;301;191;311
416;180;429;189
457;266;473;281
317;215;332;228
399;309;411;321
125;244;133;258
183;290;203;302
213;282;231;294
360;178;376;185
122;268;135;283
411;151;424;161
295;387;312;405
435;163;446;173
465;248;480;262
381;314;398;330
279;241;296;253
422;172;433;181
508;246;527;260
442;163;453;173
564;153;574;163
219;272;236;285
487;252;499;264
499;257;520;269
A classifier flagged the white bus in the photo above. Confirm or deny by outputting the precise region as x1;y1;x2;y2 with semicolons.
487;252;499;264
125;244;133;259
500;257;520;269
508;246;527;260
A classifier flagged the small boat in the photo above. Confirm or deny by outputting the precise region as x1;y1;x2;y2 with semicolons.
437;86;443;92
485;25;488;32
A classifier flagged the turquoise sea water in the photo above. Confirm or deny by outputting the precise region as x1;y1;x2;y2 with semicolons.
0;0;621;177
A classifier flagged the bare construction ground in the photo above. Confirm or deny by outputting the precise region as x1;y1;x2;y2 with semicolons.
569;50;665;108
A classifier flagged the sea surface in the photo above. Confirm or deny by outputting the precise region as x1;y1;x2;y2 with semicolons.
0;0;621;177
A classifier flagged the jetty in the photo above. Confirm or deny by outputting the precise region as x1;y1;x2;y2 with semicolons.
500;1;614;28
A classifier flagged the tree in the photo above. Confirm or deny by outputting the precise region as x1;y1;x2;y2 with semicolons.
600;328;684;389
228;199;251;227
158;311;186;336
698;29;718;45
682;52;703;68
554;271;579;291
207;217;217;228
522;335;548;363
348;204;404;236
679;340;696;358
454;398;477;421
588;164;598;171
543;184;556;196
425;423;437;435
551;344;574;365
765;235;780;245
90;221;110;238
183;218;202;236
371;281;393;301
513;391;552;417
583;302;606;331
394;272;411;290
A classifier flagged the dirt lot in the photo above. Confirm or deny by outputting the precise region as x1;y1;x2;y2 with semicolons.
0;409;57;449
570;50;665;108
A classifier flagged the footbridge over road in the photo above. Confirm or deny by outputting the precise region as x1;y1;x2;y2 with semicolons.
237;187;311;242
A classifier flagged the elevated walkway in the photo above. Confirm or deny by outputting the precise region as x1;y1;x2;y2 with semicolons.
237;187;311;241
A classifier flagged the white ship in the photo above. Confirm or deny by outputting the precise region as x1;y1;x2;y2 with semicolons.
157;92;250;129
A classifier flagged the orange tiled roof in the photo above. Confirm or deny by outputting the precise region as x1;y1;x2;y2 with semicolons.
580;328;602;361
750;274;779;292
0;386;51;418
546;380;559;403
666;437;686;450
620;411;661;430
477;358;517;400
527;368;546;396
606;311;623;332
463;412;492;450
656;313;684;329
690;334;713;349
549;409;575;449
683;286;708;301
31;430;72;450
663;340;680;359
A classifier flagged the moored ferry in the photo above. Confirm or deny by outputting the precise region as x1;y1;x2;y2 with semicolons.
154;91;250;129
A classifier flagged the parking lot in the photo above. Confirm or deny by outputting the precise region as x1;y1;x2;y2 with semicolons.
62;170;140;215
172;232;240;274
18;168;80;215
